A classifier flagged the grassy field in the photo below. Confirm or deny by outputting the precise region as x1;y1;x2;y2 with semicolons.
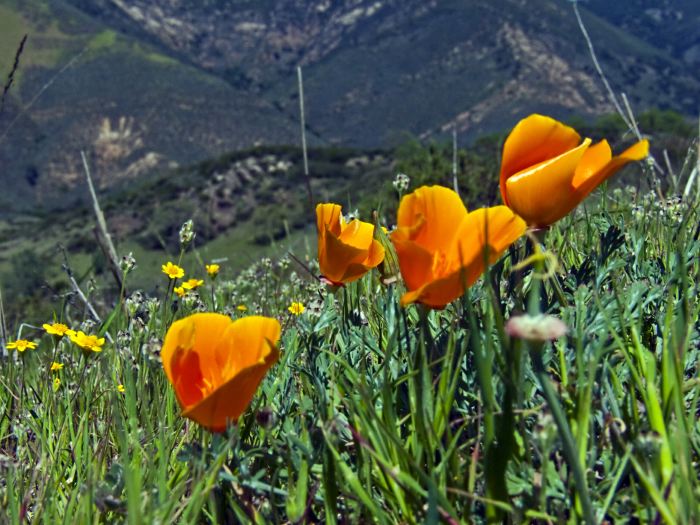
1;126;699;523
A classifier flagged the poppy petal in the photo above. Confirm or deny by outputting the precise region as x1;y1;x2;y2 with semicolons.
321;227;372;283
574;139;649;197
392;238;435;292
500;114;581;205
401;273;464;308
400;206;525;308
458;206;527;255
316;203;385;284
226;316;281;371
197;315;280;390
162;314;282;432
184;338;280;431
161;314;230;385
505;139;591;227
400;250;503;308
396;185;468;253
365;238;386;269
337;239;386;283
572;140;613;190
339;262;378;284
316;203;343;236
338;219;374;249
171;346;206;408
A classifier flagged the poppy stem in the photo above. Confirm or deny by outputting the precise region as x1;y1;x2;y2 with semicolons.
531;348;598;525
465;294;502;520
529;228;570;308
415;307;435;471
549;272;570;309
287;251;322;283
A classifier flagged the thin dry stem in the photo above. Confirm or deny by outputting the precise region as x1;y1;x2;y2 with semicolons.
683;116;700;197
0;46;87;145
452;125;459;196
297;66;314;212
0;286;7;358
81;151;123;291
621;93;662;175
60;246;113;344
0;34;27;116
572;1;631;129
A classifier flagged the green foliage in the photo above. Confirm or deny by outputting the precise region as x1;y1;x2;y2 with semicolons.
2;161;700;522
390;136;503;213
638;109;696;138
0;247;68;324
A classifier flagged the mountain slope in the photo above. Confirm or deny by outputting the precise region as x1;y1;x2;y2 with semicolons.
64;0;700;145
0;0;299;212
1;0;698;212
584;0;700;66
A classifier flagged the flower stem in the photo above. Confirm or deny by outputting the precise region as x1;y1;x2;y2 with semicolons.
531;348;597;524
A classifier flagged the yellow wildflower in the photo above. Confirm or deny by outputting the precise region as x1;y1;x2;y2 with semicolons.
50;362;64;372
162;261;185;279
53;377;61;391
182;278;204;290
237;304;248;312
206;263;220;277
7;339;37;352
288;302;305;315
69;330;105;352
117;384;125;393
43;322;71;337
174;286;187;298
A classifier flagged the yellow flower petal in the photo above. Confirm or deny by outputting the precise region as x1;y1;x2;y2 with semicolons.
43;323;70;336
162;261;185;279
288;302;305;315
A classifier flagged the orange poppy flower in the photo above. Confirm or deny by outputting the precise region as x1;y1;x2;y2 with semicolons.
500;114;649;228
391;185;526;308
161;313;280;432
316;203;385;285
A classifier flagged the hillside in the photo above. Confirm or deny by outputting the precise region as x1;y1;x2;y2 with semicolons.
585;0;700;66
0;0;299;212
0;144;395;320
63;0;699;141
0;0;698;211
